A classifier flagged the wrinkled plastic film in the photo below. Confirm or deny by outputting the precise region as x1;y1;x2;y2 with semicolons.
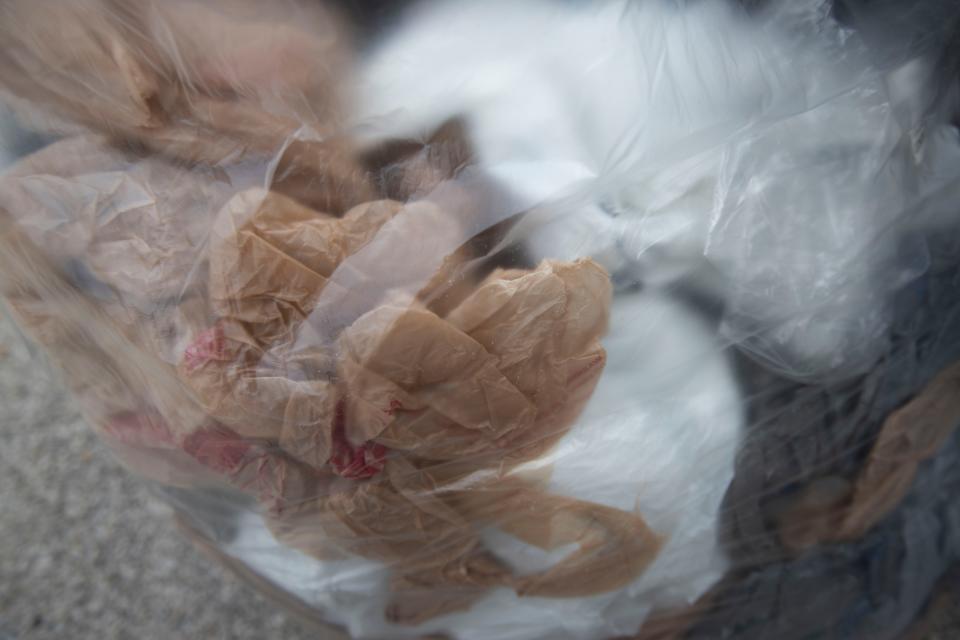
1;1;960;639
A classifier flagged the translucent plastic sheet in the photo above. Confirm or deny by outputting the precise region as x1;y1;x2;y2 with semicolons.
1;1;959;639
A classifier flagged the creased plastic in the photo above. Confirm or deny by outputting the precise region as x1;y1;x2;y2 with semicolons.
1;0;960;639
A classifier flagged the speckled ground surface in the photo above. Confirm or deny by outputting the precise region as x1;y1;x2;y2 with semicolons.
0;313;318;640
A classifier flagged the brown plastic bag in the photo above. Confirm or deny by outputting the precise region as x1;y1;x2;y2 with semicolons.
0;0;373;213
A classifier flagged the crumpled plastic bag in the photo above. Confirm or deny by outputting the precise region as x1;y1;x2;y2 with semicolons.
3;0;960;638
188;286;743;640
0;113;671;629
777;360;960;549
0;0;373;213
0;135;227;304
358;0;960;381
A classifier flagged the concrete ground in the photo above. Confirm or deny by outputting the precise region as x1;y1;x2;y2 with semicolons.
0;313;316;640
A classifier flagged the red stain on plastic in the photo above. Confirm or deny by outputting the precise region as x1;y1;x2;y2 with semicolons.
184;428;302;512
183;426;252;475
384;399;403;416
331;400;387;480
183;324;228;372
104;412;176;448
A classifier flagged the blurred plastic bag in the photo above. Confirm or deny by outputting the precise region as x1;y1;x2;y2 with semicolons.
1;0;960;639
359;0;958;380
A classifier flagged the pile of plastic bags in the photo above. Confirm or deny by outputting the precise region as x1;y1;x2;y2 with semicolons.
1;0;960;638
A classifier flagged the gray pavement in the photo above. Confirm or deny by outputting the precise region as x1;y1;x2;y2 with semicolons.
0;313;317;640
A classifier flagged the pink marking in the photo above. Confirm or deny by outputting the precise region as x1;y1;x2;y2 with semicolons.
330;400;388;480
183;324;229;372
182;426;252;476
383;399;404;416
104;412;175;448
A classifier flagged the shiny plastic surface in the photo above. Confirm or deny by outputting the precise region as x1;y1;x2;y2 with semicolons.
1;1;960;639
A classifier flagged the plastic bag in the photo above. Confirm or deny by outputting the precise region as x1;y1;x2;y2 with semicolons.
1;0;959;638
